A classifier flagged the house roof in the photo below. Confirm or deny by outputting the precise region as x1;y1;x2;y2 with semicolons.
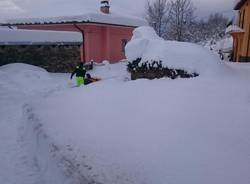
234;0;248;10
5;11;148;28
0;27;82;45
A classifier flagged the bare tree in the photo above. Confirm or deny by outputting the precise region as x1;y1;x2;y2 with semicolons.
166;0;196;41
145;0;171;37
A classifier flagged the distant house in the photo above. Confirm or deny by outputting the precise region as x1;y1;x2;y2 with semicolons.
5;0;147;63
227;0;250;62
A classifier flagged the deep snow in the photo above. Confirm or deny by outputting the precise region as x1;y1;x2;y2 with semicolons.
28;63;250;184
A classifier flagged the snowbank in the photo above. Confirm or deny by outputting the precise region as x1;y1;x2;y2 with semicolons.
7;11;148;27
0;27;82;45
125;26;227;75
0;63;61;95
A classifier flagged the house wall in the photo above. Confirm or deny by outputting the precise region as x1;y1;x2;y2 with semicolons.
17;23;134;63
235;0;250;62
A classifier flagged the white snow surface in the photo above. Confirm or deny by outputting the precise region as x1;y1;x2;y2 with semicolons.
226;25;245;34
125;26;226;75
7;11;148;27
213;36;233;53
0;27;82;45
1;45;250;184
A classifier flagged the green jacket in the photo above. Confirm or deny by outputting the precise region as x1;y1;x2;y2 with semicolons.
71;66;86;79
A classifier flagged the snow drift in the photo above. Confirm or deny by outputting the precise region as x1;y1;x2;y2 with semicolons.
125;26;227;75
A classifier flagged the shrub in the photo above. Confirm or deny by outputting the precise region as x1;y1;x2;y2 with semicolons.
127;58;199;80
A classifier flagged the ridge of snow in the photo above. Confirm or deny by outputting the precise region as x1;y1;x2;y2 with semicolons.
0;27;82;45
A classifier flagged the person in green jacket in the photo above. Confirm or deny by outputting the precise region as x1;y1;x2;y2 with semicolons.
70;63;86;87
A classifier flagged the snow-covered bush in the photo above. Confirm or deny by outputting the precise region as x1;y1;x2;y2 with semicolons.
125;26;225;78
127;58;198;80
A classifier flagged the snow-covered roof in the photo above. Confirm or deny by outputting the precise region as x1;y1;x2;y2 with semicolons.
6;11;148;27
226;25;245;34
0;27;82;45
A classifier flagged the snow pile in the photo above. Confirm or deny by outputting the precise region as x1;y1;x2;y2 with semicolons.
125;26;225;75
0;27;82;45
7;11;148;27
0;63;60;95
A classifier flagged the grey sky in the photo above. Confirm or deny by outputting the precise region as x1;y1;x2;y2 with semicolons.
0;0;236;22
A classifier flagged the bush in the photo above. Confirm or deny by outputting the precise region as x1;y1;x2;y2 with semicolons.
127;58;199;80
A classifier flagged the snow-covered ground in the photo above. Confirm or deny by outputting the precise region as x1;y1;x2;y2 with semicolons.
1;60;250;184
1;27;250;184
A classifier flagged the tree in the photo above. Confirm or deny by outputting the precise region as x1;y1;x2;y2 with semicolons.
206;13;229;40
190;13;229;44
145;0;171;37
165;0;196;41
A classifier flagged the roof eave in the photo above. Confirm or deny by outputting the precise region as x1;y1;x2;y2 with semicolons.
234;0;247;10
4;21;140;28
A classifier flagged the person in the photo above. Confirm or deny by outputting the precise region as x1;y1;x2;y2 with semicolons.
84;73;101;85
70;62;86;87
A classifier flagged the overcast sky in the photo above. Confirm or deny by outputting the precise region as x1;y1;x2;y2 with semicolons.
0;0;236;22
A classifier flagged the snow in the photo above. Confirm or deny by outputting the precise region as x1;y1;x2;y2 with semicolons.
7;11;148;27
209;36;233;53
1;31;250;184
0;27;82;45
226;25;245;34
0;63;71;184
17;61;250;184
125;26;227;75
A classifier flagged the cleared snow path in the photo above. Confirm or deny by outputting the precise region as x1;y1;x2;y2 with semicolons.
0;87;39;184
0;64;69;184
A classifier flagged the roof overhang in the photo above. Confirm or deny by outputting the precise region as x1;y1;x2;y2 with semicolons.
226;25;245;34
4;12;148;28
234;0;247;10
3;21;139;29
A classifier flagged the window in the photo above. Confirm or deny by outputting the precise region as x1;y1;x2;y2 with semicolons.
121;39;128;53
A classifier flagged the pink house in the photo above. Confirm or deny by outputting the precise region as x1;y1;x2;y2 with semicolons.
8;1;147;63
